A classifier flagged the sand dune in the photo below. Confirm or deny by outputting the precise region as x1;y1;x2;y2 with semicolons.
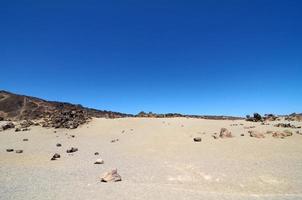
1;117;302;200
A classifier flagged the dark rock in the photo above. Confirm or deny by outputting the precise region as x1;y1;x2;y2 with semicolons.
56;143;62;147
23;138;28;141
22;128;30;131
51;153;61;160
193;137;202;142
6;149;14;152
240;134;244;136
274;123;299;129
94;152;99;155
111;139;119;143
66;147;78;153
15;128;21;132
2;122;15;130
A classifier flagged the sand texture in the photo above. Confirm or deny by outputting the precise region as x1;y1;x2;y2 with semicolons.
1;118;302;200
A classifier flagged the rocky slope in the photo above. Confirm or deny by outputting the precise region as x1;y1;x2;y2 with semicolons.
0;90;131;128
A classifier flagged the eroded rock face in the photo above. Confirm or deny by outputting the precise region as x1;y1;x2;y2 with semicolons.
0;90;131;129
100;169;122;182
248;130;265;138
219;128;232;138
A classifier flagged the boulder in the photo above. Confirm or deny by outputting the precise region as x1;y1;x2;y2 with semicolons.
22;138;28;141
15;128;21;132
94;152;99;155
272;130;293;138
15;150;23;153
56;143;62;147
219;128;232;138
100;169;122;182
248;130;265;138
6;149;14;152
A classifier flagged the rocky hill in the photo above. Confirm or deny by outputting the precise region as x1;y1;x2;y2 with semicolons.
0;90;132;128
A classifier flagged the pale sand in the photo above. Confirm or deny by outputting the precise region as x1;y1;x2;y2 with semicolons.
1;118;302;200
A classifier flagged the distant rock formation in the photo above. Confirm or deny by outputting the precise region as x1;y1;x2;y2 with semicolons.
0;90;131;129
136;111;243;120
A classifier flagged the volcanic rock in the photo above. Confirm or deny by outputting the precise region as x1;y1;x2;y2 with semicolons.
94;158;104;164
248;130;265;138
219;128;232;138
66;147;78;153
193;137;202;142
100;169;122;182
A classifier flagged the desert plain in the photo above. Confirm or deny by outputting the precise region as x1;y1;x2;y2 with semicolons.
1;117;302;200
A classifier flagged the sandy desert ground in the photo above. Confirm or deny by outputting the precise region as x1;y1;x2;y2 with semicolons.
1;117;302;200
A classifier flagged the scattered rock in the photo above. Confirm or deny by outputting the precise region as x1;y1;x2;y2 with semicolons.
193;137;202;142
100;169;122;182
240;134;244;136
71;135;75;138
111;139;119;143
20;120;34;128
22;128;30;131
274;123;299;129
94;152;99;155
1;122;15;130
56;143;62;147
94;158;104;164
272;130;293;138
15;150;23;153
219;128;232;138
248;130;265;138
51;153;61;160
66;147;78;153
22;138;28;141
15;128;21;132
6;149;14;152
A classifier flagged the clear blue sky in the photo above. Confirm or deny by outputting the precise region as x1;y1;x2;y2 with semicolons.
1;0;301;116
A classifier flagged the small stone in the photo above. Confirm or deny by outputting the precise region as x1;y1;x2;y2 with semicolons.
240;134;244;136
94;158;104;164
66;147;78;153
94;152;99;155
6;149;14;152
15;128;21;132
16;150;23;153
111;139;119;143
23;138;28;141
193;137;202;142
56;143;62;147
51;153;60;160
101;169;122;182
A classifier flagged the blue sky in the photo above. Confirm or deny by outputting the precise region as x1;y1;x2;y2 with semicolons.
1;0;301;116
